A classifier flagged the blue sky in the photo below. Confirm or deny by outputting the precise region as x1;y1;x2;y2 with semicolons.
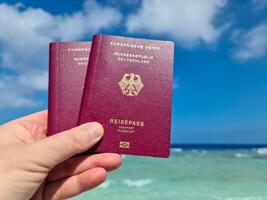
0;0;266;144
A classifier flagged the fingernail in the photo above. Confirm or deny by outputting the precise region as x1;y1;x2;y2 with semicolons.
84;122;104;139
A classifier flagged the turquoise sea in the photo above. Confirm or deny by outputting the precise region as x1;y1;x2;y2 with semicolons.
73;148;267;200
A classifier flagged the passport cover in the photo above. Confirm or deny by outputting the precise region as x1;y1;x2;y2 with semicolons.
78;35;174;157
48;42;91;135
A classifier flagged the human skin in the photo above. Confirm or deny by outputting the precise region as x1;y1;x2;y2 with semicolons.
0;110;122;200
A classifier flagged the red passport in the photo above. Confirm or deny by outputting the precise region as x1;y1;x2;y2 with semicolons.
48;42;91;135
79;35;174;157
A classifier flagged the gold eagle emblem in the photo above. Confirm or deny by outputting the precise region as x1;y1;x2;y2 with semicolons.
119;141;130;149
118;73;144;96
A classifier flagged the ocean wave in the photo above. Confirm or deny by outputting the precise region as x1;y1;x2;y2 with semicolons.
234;153;249;158
99;180;113;188
191;149;198;153
189;149;208;155
255;148;267;156
171;148;183;153
122;178;153;187
200;150;207;154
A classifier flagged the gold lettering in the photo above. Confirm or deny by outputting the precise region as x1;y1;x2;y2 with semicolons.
109;118;145;127
67;47;90;52
110;41;160;51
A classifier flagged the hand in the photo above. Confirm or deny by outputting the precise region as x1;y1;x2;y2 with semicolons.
0;110;122;200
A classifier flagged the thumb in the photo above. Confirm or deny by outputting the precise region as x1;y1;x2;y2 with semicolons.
26;122;104;169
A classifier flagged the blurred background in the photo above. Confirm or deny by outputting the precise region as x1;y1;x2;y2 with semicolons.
0;0;267;199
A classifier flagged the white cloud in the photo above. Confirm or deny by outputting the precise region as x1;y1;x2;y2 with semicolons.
0;1;121;108
56;0;122;41
126;0;228;47
0;94;40;108
0;74;41;108
18;70;48;91
232;23;267;61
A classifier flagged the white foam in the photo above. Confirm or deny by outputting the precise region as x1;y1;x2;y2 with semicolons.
256;148;267;156
234;153;249;158
201;150;207;155
192;149;198;153
99;180;113;188
122;178;153;187
171;148;183;153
